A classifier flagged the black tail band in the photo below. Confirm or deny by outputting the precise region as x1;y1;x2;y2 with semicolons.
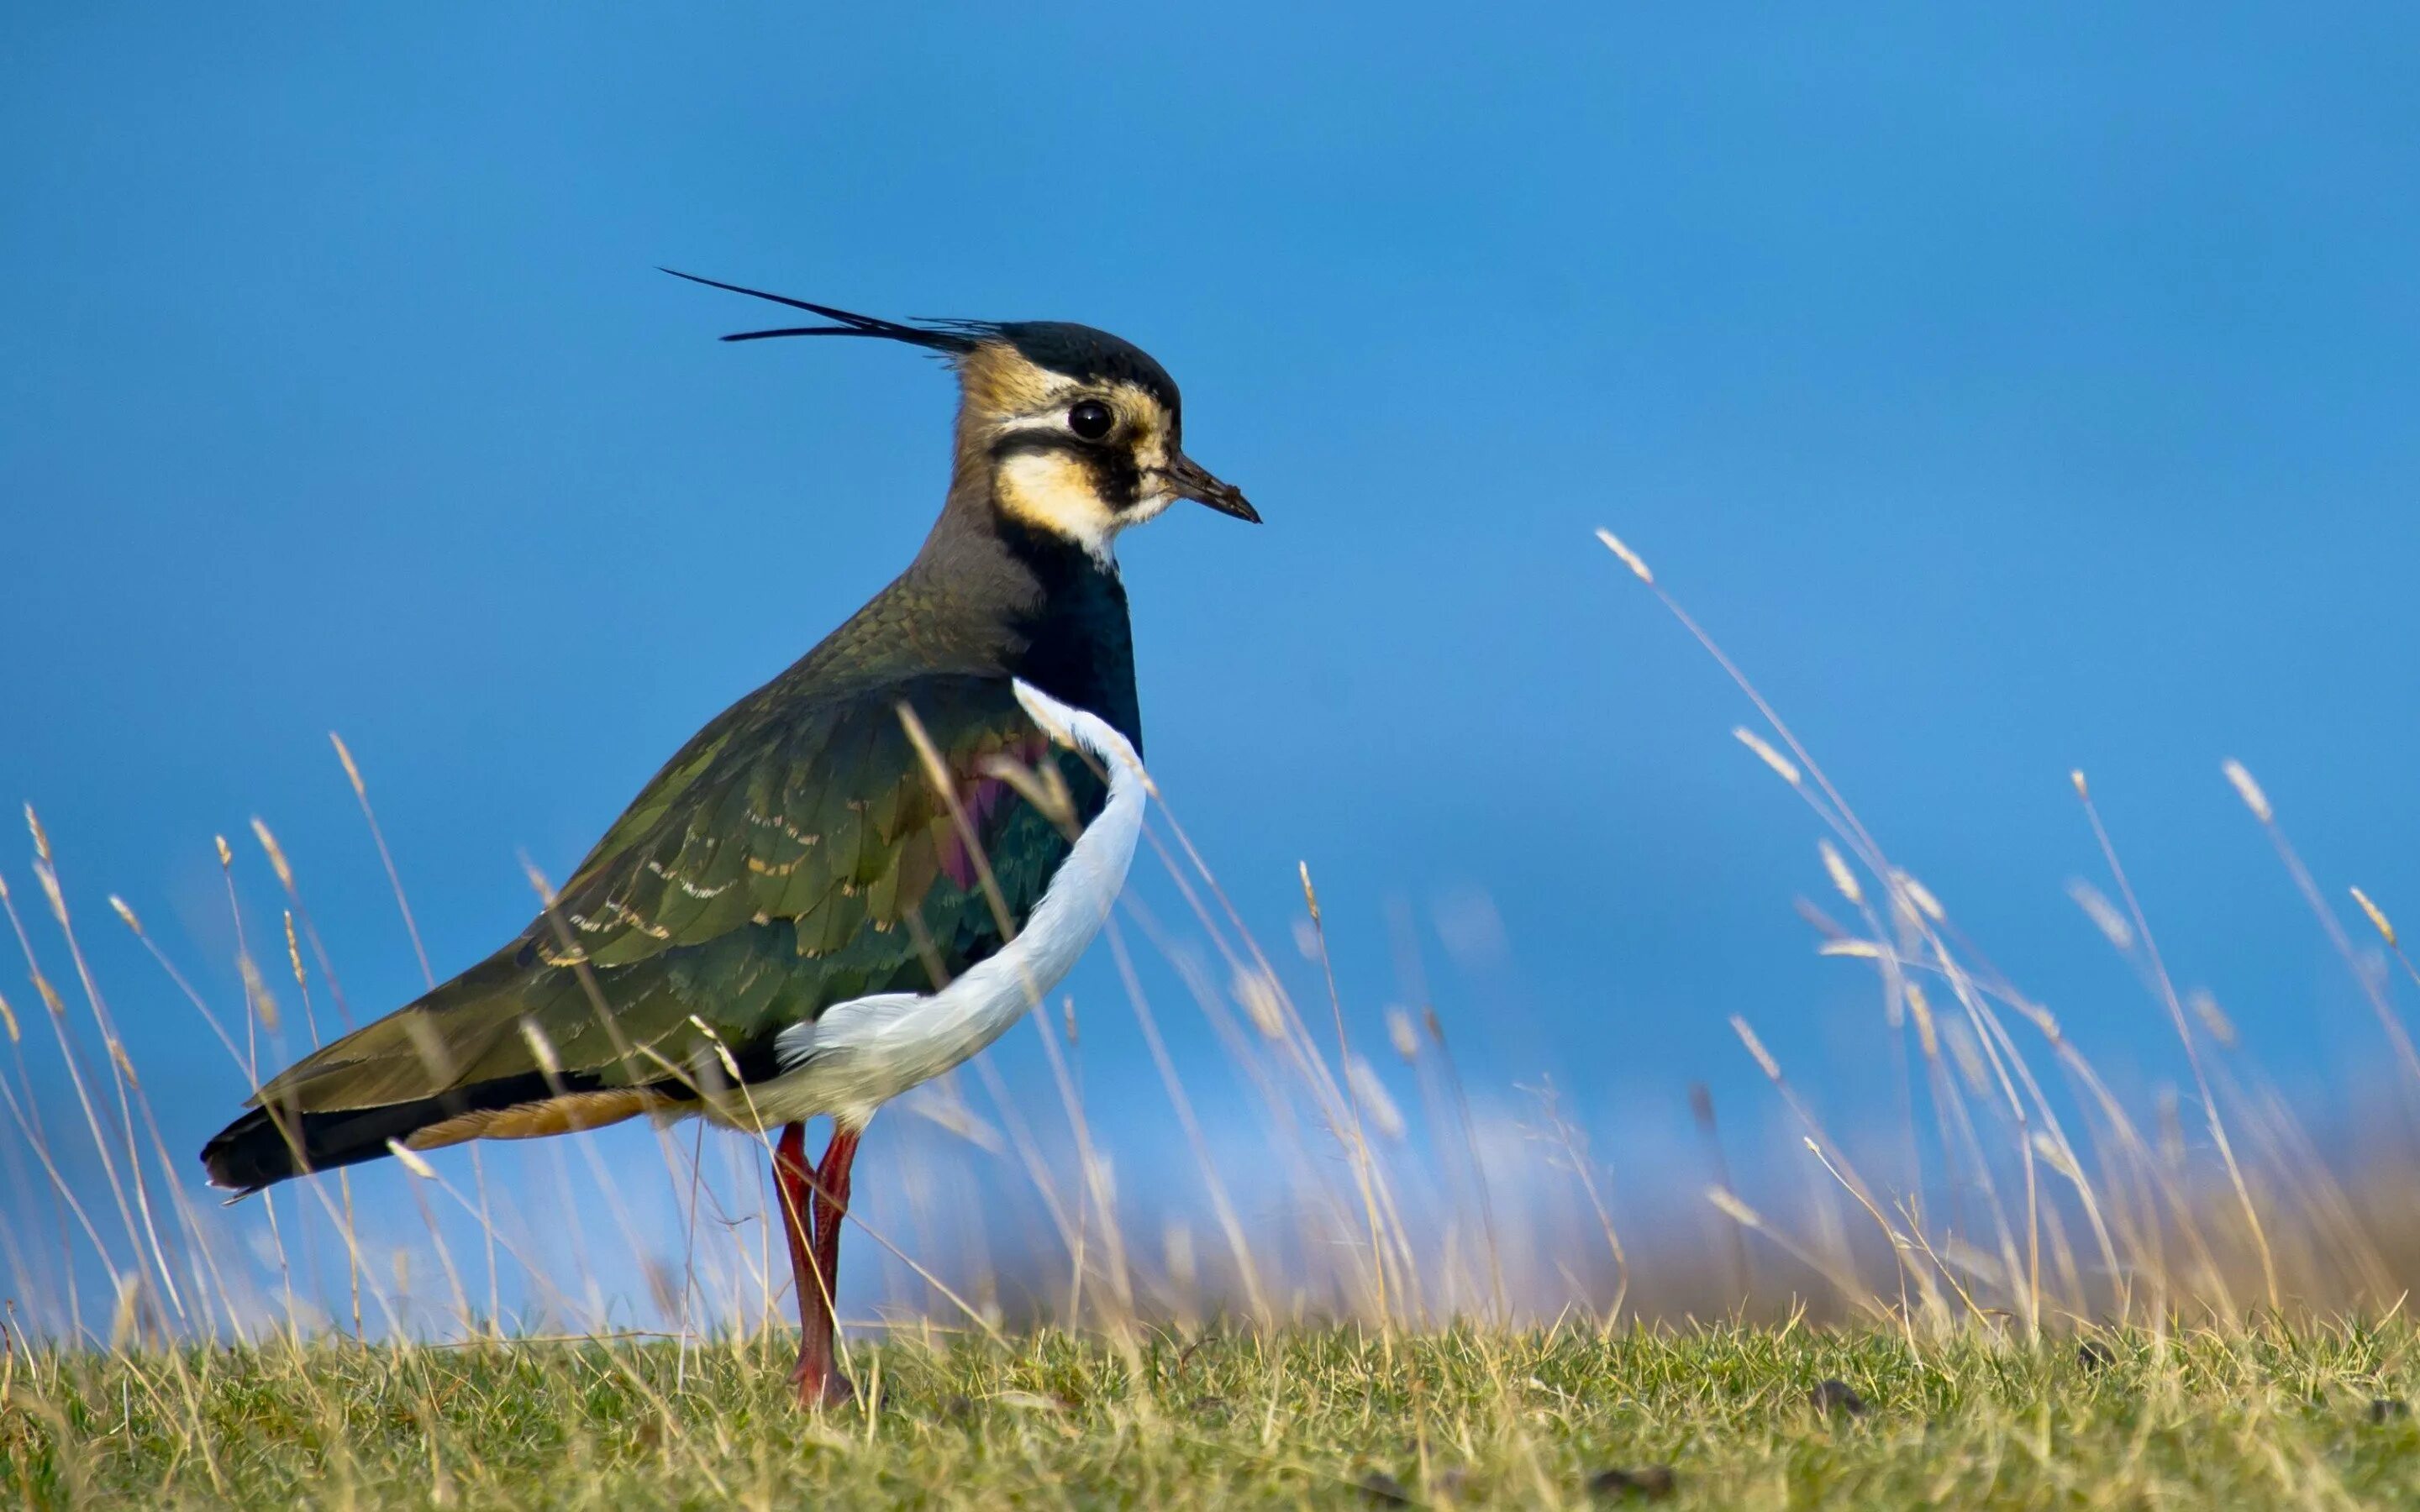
199;1069;602;1194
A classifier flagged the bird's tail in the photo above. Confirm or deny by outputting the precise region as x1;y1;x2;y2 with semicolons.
198;1072;568;1194
197;957;697;1194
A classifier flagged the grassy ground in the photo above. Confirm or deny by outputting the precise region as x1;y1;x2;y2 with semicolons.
9;1320;2420;1509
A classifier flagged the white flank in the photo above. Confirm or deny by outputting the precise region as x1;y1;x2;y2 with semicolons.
733;680;1146;1130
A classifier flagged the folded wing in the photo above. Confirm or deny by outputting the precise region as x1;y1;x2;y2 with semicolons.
202;671;1106;1189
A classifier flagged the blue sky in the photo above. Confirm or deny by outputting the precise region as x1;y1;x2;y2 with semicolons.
6;4;2420;1307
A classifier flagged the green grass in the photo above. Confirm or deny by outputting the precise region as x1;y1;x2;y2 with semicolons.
11;1320;2420;1509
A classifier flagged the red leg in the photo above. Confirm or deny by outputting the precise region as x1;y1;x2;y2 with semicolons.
772;1119;860;1409
772;1121;815;1331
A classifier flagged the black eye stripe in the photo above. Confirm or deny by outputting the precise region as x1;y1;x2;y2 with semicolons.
992;433;1091;460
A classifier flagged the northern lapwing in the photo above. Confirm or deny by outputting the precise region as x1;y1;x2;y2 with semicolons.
200;274;1258;1407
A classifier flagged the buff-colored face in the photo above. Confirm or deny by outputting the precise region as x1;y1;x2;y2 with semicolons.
956;340;1255;561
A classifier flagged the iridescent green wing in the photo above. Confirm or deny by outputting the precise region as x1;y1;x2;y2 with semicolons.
255;673;1107;1112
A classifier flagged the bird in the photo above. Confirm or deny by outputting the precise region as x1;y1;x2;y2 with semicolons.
199;271;1259;1408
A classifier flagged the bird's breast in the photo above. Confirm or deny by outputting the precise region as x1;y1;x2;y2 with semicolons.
714;680;1148;1130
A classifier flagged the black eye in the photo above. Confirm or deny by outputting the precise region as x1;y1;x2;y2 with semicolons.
1067;399;1114;440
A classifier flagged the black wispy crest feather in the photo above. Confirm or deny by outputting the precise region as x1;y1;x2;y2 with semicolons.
660;269;987;352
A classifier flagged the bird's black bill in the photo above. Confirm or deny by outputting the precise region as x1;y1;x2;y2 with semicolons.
1169;453;1259;522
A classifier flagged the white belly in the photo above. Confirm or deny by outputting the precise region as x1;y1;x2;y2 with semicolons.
708;680;1144;1131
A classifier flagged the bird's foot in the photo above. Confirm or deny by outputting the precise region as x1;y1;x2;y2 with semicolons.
791;1352;855;1411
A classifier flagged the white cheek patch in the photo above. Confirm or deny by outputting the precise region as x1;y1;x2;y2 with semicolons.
996;450;1120;559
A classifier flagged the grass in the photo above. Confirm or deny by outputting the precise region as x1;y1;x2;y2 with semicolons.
13;1320;2420;1508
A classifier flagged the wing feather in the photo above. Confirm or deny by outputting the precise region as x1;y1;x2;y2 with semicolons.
252;673;1108;1116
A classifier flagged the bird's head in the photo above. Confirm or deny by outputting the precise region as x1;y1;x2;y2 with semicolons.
668;271;1257;563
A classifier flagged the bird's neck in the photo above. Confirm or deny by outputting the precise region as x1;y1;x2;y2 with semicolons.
999;520;1142;748
889;482;1144;749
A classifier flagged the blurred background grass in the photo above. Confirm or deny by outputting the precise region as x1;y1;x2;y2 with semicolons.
8;540;2420;1354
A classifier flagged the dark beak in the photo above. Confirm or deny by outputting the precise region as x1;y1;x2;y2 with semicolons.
1166;453;1260;523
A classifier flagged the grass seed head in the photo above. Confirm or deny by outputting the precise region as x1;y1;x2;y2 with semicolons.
250;817;296;889
687;1015;744;1083
2351;886;2397;947
2066;879;2135;953
238;954;280;1032
1707;1186;1763;1229
1818;840;1864;906
387;1140;438;1179
34;863;66;923
330;730;367;797
2222;759;2273;823
1733;727;1802;785
283;911;307;988
1594;527;1655;584
1794;896;1849;940
2018;999;2064;1043
1897;872;1946;923
1233;967;1286;1040
1905;983;1939;1058
2031;1131;2081;1180
2188;989;2238;1048
1348;1056;1407;1140
1944;1020;1989;1095
1731;1015;1782;1081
